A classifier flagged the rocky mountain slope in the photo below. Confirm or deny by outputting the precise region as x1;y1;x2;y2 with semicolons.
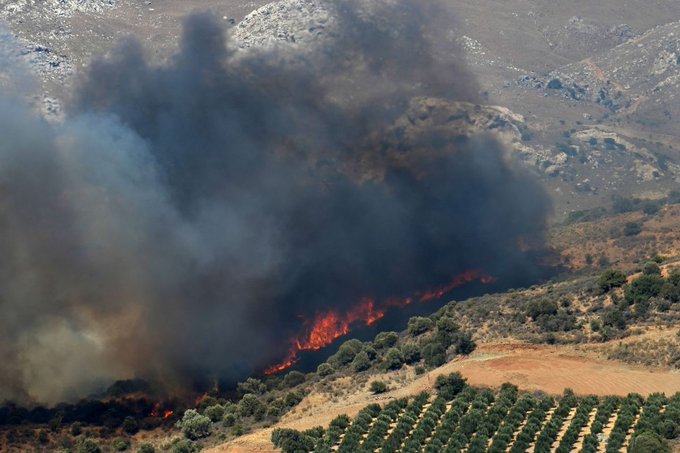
2;0;680;218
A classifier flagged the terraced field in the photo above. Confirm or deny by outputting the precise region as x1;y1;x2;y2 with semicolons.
274;381;680;453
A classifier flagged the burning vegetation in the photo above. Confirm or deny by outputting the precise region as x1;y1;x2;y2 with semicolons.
0;0;550;411
265;270;495;374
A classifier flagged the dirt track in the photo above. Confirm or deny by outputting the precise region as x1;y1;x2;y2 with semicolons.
206;342;680;452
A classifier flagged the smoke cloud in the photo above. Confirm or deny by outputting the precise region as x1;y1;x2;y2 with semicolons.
0;0;550;404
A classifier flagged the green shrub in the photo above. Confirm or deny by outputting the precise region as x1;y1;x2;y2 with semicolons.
284;390;304;407
37;429;49;444
177;409;211;440
598;269;627;293
238;394;266;420
171;440;198;453
643;262;662;275
435;372;467;400
138;444;155;453
408;317;434;336
524;300;558;321
266;399;285;419
204;404;225;422
70;422;83;436
382;348;404;370
630;431;670;453
421;341;446;367
373;332;399;349
454;331;476;354
271;428;314;453
222;413;237;427
77;439;101;453
625;274;664;305
369;381;389;394
624;222;642;236
113;438;131;451
329;339;363;367
237;378;267;396
122;416;139;435
351;350;372;372
401;343;421;364
316;363;335;377
282;371;306;388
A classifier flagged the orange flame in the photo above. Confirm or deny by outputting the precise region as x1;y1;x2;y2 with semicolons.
264;269;494;375
150;403;175;420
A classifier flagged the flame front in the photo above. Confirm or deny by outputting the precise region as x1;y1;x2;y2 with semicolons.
264;270;494;375
150;403;175;420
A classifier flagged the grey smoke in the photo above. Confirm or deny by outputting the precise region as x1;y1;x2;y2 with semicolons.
0;0;550;404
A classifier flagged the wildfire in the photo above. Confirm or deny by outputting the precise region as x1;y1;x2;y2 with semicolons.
264;269;495;375
150;403;174;420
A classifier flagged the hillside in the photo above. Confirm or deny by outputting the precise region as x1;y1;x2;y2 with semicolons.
239;378;679;453
2;0;680;216
3;0;680;452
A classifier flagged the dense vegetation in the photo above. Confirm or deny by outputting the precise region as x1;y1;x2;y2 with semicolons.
272;373;680;453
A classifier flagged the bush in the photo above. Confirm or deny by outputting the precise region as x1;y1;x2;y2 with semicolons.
408;317;434;336
524;300;558;321
272;428;315;453
547;79;563;89
237;378;266;396
283;371;306;388
624;222;642;236
401;343;421;364
172;440;198;453
421;341;446;367
374;332;399;349
48;416;61;432
536;312;578;332
222;413;237;427
435;372;467;400
602;309;626;330
643;262;662;276
329;339;363;367
122;416;139;435
643;202;661;215
266;399;285;419
369;381;389;394
231;423;247;436
351;350;372;372
177;409;212;440
382;348;404;370
625;274;664;305
238;394;266;420
316;363;334;377
598;270;627;293
77;439;101;453
454;332;476;354
204;404;225;422
71;422;83;436
138;444;155;453
630;431;670;453
284;390;304;407
113;438;131;451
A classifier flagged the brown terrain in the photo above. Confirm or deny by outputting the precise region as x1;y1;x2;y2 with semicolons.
207;341;680;452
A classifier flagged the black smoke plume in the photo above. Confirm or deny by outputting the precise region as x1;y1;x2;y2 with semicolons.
0;0;550;404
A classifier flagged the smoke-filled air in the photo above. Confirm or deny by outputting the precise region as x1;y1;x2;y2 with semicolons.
0;0;551;405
